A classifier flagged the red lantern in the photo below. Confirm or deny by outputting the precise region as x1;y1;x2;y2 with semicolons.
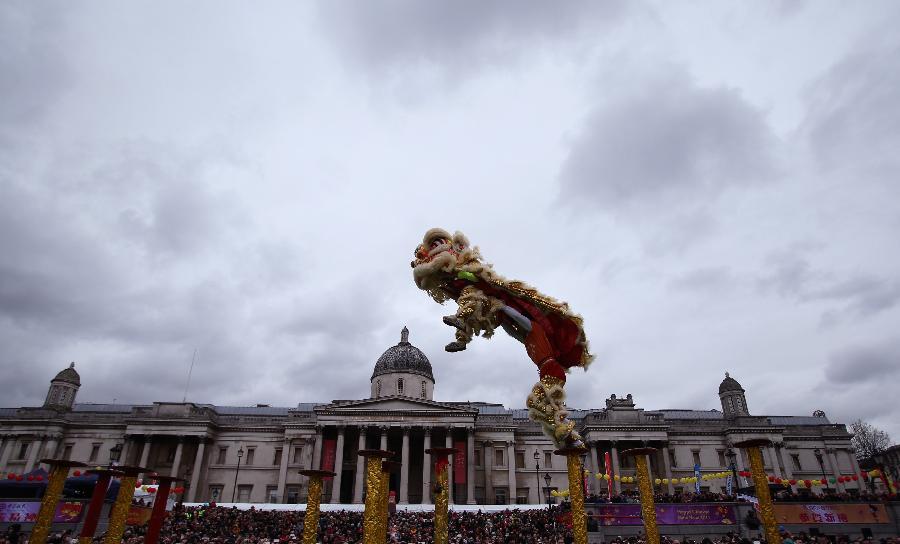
851;475;859;481
148;488;156;493
789;479;797;485
16;476;23;481
804;480;812;487
7;473;14;480
35;475;43;482
768;476;775;482
27;475;34;481
861;472;869;480
774;478;782;484
135;481;142;488
73;470;81;477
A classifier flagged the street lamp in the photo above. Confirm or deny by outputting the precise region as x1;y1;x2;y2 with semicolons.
725;449;738;495
544;472;552;508
534;450;541;504
813;449;829;490
108;443;123;468
231;446;244;502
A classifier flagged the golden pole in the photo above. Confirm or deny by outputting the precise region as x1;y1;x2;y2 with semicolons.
358;449;393;544
623;448;660;544
299;469;335;544
379;461;400;544
102;465;149;544
426;447;457;544
735;439;782;544
555;447;588;544
30;459;86;544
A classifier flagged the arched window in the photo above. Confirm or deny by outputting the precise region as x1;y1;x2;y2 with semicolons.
376;380;382;396
421;381;427;398
397;378;404;396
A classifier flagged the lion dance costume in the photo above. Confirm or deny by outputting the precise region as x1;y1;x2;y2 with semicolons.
411;228;593;448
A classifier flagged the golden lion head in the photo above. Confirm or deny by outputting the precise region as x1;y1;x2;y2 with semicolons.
411;228;479;294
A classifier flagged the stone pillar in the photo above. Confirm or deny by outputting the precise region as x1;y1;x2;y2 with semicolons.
312;427;323;470
610;441;621;494
466;428;476;504
170;437;185;477
0;436;14;472
590;442;600;495
778;446;793;478
826;449;842;491
139;436;152;468
660;446;674;494
506;440;516;504
483;440;494;504
422;427;432;504
119;436;132;466
353;428;367;504
188;439;207;502
24;436;43;473
43;436;60;462
445;430;454;504
331;427;345;503
399;427;410;504
769;446;783;477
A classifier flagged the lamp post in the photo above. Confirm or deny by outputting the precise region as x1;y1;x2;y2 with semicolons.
813;449;828;491
231;446;244;502
534;451;541;504
109;443;123;468
725;448;738;495
544;472;552;508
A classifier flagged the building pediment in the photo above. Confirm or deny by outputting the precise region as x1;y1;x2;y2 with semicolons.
316;396;477;415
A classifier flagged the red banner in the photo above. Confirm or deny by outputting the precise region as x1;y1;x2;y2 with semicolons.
773;504;890;524
454;441;466;484
322;439;337;478
605;452;612;497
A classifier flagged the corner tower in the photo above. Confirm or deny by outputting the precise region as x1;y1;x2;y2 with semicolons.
371;327;435;400
719;372;749;418
44;362;81;411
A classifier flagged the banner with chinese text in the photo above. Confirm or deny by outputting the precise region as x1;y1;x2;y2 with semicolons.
454;441;466;484
0;501;84;523
592;504;737;526
773;504;889;524
321;438;337;477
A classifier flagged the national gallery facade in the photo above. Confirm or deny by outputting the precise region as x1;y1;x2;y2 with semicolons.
0;328;862;505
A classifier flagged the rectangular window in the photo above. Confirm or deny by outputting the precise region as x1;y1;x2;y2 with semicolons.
273;448;283;466
474;449;481;467
266;486;279;503
516;489;529;504
293;446;303;464
17;442;29;460
494;487;507;505
544;452;552;468
208;485;223;502
88;444;101;462
237;485;252;502
217;447;227;465
286;486;300;504
245;448;255;466
515;451;525;469
494;448;505;467
669;449;677;468
692;450;701;466
62;444;73;461
791;454;802;472
717;450;726;467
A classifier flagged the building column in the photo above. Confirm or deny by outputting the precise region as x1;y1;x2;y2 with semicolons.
331;426;345;503
589;442;600;495
380;426;388;452
849;451;864;491
312;426;323;470
769;446;783;477
422;427;432;504
139;436;152;468
466;428;476;504
445;430;454;504
0;436;16;472
119;436;132;466
506;440;516;504
170;437;185;477
353;428;366;504
778;446;793;478
188;438;207;502
399;427;410;504
610;441;621;494
661;445;674;494
275;438;291;502
24;436;43;473
483;440;494;504
826;449;843;492
39;435;60;470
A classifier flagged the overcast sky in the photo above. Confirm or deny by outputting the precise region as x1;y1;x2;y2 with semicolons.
2;1;898;440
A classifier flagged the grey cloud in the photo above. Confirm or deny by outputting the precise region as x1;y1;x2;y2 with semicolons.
669;266;735;293
825;339;900;384
803;37;900;181
316;0;630;78
558;70;780;212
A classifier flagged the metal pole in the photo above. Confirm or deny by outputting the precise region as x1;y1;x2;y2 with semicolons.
231;452;242;502
535;460;540;504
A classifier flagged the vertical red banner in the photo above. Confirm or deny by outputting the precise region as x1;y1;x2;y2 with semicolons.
605;452;612;497
453;441;466;484
322;439;337;477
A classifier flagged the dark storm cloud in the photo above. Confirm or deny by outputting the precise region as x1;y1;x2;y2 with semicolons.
758;245;900;321
803;37;900;180
316;0;631;76
825;339;900;384
558;70;780;212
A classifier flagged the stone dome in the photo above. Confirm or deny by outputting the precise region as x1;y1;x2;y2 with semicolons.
718;372;743;394
372;327;434;382
53;362;81;386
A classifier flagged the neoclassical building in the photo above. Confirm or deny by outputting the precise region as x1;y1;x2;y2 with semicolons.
0;328;863;505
